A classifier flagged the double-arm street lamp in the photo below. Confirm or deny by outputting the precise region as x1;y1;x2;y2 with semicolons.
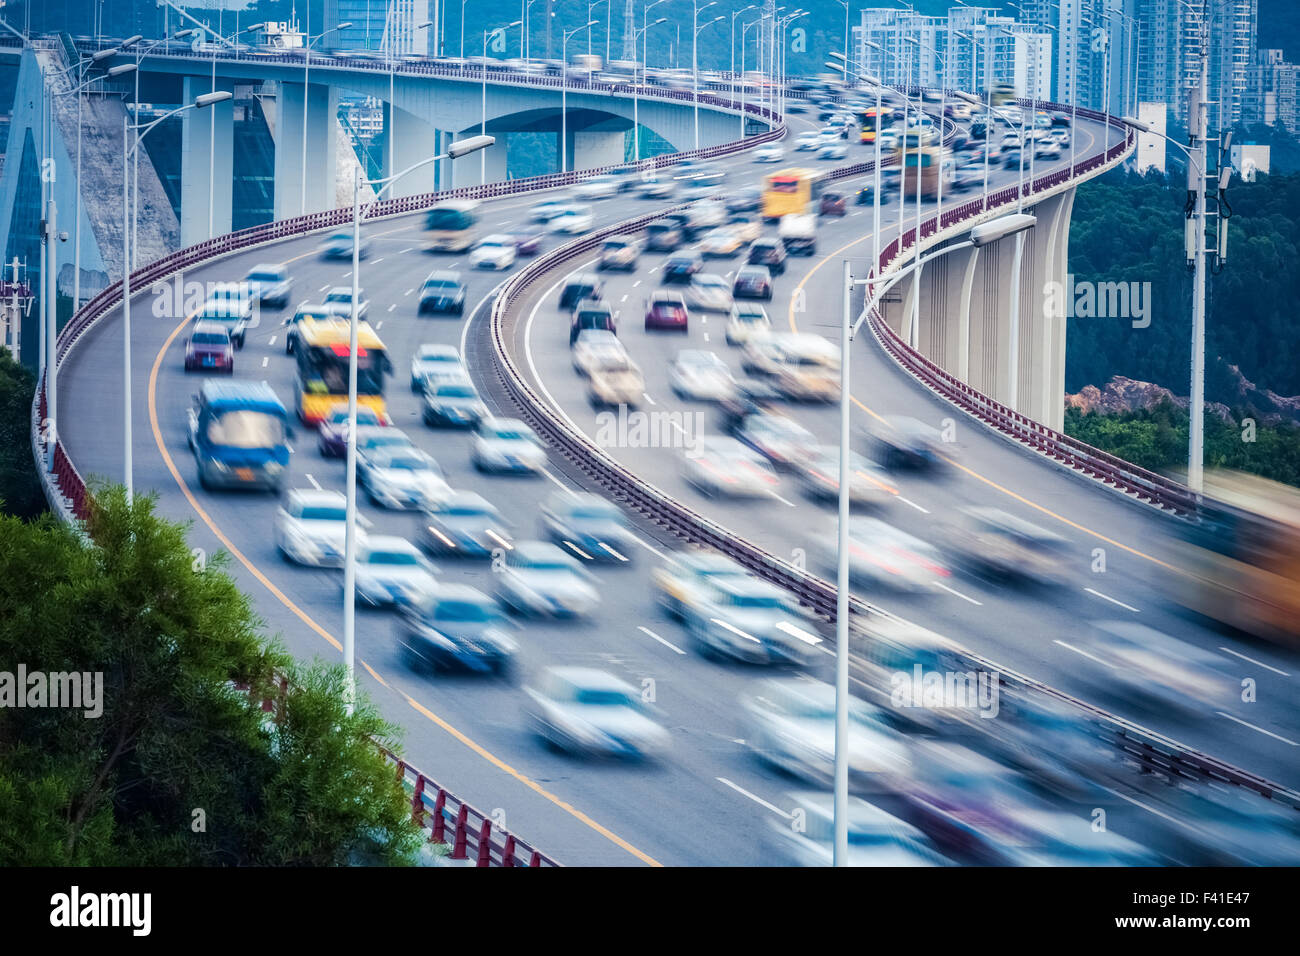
120;90;234;503
692;2;722;150
561;20;599;173
730;5;756;127
832;212;1035;866
341;134;495;711
301;22;353;216
633;11;670;160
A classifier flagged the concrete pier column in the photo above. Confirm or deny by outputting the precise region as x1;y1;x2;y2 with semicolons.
273;80;339;219
574;128;626;168
383;104;439;198
181;75;234;245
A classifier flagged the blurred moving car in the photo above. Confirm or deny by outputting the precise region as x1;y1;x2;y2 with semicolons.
686;273;735;312
682;436;781;499
569;299;618;345
558;272;604;310
748;237;787;275
410;343;465;392
418;270;466;315
651;549;751;620
732;265;774;300
796;445;897;505
243;263;292;309
726;215;763;244
399;585;518;677
662;251;704;283
497;542;600;617
823;516;952;592
726;187;763;214
540;493;634;562
471;417;547;473
571;329;629;376
469;234;517;270
669;350;737;402
418;490;514;558
524;667;671;758
323;286;369;322
743;679;911;787
819;191;847;216
573;174;619;199
183;321;235;373
754;143;785;163
644;290;690;332
275;488;353;567
319;231;370;260
530;197;574;222
318;403;390;458
735;412;819;470
598;236;640;271
353;425;416;465
422;378;487;428
359;446;453;511
197;286;253;349
763;791;950;866
699;227;745;258
548;204;595;234
510;228;545;256
1078;621;1237;717
741;332;839;381
637;178;676;199
726;303;772;346
680;579;823;665
868;415;946;470
646;218;685;251
350;535;438;608
948;506;1068;583
587;353;645;408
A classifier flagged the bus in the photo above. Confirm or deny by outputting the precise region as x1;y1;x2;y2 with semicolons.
990;82;1016;107
1175;471;1300;646
425;200;480;252
900;145;953;199
856;107;886;144
761;168;826;220
187;381;289;493
292;315;392;424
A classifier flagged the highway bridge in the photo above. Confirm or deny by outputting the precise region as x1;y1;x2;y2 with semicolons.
29;53;1300;866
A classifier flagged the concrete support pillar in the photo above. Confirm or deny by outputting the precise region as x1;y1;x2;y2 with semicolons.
1014;190;1070;426
274;80;339;220
181;75;234;246
450;133;509;186
384;103;439;198
573;128;626;169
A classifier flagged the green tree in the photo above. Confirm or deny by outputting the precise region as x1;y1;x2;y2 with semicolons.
0;485;422;866
0;350;47;520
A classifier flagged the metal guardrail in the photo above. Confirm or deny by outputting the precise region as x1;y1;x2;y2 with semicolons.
484;114;1300;810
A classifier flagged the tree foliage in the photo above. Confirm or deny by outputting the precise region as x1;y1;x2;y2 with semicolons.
0;485;422;866
0;351;47;520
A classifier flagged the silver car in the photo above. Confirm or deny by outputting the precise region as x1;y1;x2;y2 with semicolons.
539;493;634;563
763;791;949;866
323;286;369;321
359;446;453;511
669;350;737;402
274;488;360;567
681;577;823;666
524;666;671;758
471;418;547;474
349;535;439;608
496;541;599;618
685;273;734;313
742;678;912;789
243;263;292;310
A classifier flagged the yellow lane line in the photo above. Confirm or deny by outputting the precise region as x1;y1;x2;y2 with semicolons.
784;136;1176;571
145;237;664;868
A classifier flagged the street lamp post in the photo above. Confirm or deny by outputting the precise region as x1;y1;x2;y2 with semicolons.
525;0;541;63
121;91;233;502
342;134;495;711
837;212;1036;866
561;21;598;173
300;22;352;216
692;2;719;150
633;12;669;160
730;5;757;128
741;16;764;136
587;0;608;63
202;23;263;239
482;21;523;183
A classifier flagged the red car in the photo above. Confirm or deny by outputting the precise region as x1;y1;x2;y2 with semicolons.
183;321;234;373
644;291;690;332
819;192;847;216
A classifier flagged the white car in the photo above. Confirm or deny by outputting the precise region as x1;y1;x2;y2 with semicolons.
471;417;547;473
825;516;952;592
686;273;734;313
573;174;619;199
754;143;785;163
679;577;823;666
818;142;848;161
350;535;439;608
353;425;417;464
669;349;737;402
496;542;599;618
275;488;360;567
469;234;517;270
726;303;772;345
795;445;896;505
323;286;369;321
743;679;912;790
524;666;670;757
765;792;949;867
359;446;454;511
548;205;595;234
571;329;629;377
530;197;574;222
682;436;781;499
736;413;819;469
410;343;465;392
636;178;675;199
794;131;821;151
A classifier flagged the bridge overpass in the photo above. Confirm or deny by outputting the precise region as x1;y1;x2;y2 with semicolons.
31;76;1300;865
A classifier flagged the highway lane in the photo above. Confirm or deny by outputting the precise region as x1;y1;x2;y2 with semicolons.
513;120;1300;789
